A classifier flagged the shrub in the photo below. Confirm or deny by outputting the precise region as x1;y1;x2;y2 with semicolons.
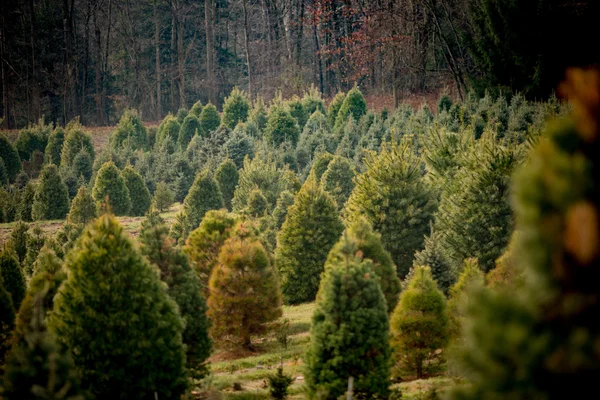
199;103;221;136
438;94;453;113
44;127;65;165
92;161;131;216
334;87;367;132
153;181;174;212
14;120;51;161
0;135;22;181
268;367;294;400
178;113;201;150
68;186;97;224
215;158;239;211
222;87;250;129
183;170;224;229
122;166;151;216
48;214;187;399
31;164;70;221
264;106;300;146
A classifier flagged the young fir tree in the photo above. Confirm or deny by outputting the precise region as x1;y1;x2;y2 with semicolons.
155;114;181;145
222;87;250;129
23;225;45;276
178;113;201;150
276;175;344;304
305;237;391;399
286;97;308;129
1;292;85;400
413;230;455;294
326;218;401;312
320;155;355;210
121;166;151;216
326;92;346;129
91;161;131;216
183;170;224;229
311;152;334;181
17;182;36;222
208;226;282;349
10;220;29;264
110;109;148;151
0;158;9;187
48;214;187;399
0;273;15;364
215;158;239;211
0;248;26;311
68;186;97;224
247;189;268;217
198;103;221;137
264;106;301;146
0;135;22;181
224;126;254;168
44;127;65;165
268;367;294;400
31;164;70;221
334;87;367;132
71;149;93;182
190;100;203;117
153;181;174;212
345;141;435;278
176;107;188;123
272;190;294;230
59;126;94;172
448;69;600;399
390;266;449;379
139;214;211;374
185;209;238;292
447;258;484;338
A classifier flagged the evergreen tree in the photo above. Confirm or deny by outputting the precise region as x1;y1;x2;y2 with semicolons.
222;87;250;129
448;69;600;399
334;87;367;132
215;158;239;211
176;107;188;123
302;86;326;117
185;209;238;291
0;248;26;310
91;161;131;216
268;367;294;400
48;214;187;399
438;94;453;113
224;126;254;168
121;166;151;216
198;103;221;136
413;231;455;294
110;109;148;151
14;121;50;162
326;218;401;312
326;92;345;129
286;97;308;129
276;176;344;304
17;182;36;221
44;127;65;165
59;126;95;172
311;152;334;181
305;241;390;399
0;273;15;364
31;164;69;221
0;135;22;181
447;258;484;338
0;158;9;187
390;266;449;379
208;228;282;349
153;181;174;212
345;141;435;278
249;96;268;132
172;157;195;203
139;216;211;374
320;155;355;210
183;170;224;229
155;114;181;145
190;100;203;117
23;225;45;276
178;113;201;149
247;189;268;218
272;190;294;230
71;150;93;182
265;106;300;146
10;221;29;264
68;186;97;224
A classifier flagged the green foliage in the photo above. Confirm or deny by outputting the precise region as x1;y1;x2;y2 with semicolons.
121;166;151;216
286;97;308;129
68;186;97;225
139;216;212;373
0;272;15;363
0;135;22;181
0;158;7;187
276;176;344;304
225;126;255;168
44;127;65;165
31;164;70;221
23;225;45;276
268;367;294;400
247;189;268;217
223;87;250;129
311;152;333;181
0;249;26;311
320;155;355;210
334;87;367;132
48;214;187;399
59;125;95;172
447;258;484;337
272;190;294;230
305;243;391;399
155;114;181;145
390;266;449;379
326;218;401;312
15;119;51;161
183;170;224;229
10;221;29;263
265;106;300;146
190;100;204;117
110;109;148;150
208;229;282;348
199;103;221;136
326;92;345;129
172;157;195;203
301;86;326;117
17;182;36;222
91;161;131;216
153;181;174;213
438;95;453;113
178;113;201;149
249;96;268;132
345;141;435;278
215;158;239;211
71;150;93;182
413;231;455;294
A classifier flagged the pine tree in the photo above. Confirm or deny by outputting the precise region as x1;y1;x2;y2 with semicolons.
326;218;401;312
68;186;97;224
190;100;203;117
272;190;294;230
222;87;250;129
268;367;294;400
311;152;334;181
224;126;254;168
44;127;65;165
305;241;391;399
0;158;9;187
17;182;36;221
302;86;326;117
185;209;238;292
413;231;455;294
208;228;282;349
448;69;600;399
0;273;15;364
391;266;449;379
0;248;26;310
0;135;22;182
276;176;344;304
31;164;69;221
183;170;224;229
10;221;29;264
265;106;300;146
71;149;93;182
334;87;367;132
48;214;187;399
326;92;345;129
153;181;174;212
110;109;148;151
139;215;211;374
121;166;151;216
215;158;239;211
247;189;268;217
447;258;484;338
155;114;181;145
91;161;131;216
286;97;308;129
320;155;355;210
23;225;45;276
198;103;221;137
176;107;188;123
59;126;94;172
172;157;195;203
346;141;435;278
178;113;201;149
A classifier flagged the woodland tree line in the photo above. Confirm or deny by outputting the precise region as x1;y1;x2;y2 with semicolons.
1;0;598;128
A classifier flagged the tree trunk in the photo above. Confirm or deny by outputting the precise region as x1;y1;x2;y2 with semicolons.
242;0;252;98
0;0;8;128
154;0;162;119
205;0;215;104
